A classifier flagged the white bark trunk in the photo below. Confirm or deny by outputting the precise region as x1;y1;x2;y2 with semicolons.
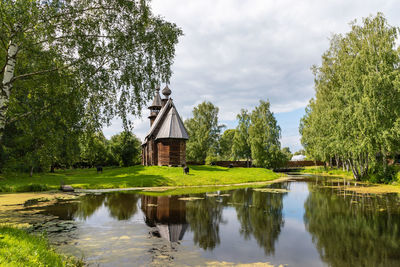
0;42;18;141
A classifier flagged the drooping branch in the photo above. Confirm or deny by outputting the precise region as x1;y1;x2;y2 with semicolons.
9;59;82;83
37;6;123;24
29;34;119;48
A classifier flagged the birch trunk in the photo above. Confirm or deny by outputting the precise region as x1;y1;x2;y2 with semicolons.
0;42;18;142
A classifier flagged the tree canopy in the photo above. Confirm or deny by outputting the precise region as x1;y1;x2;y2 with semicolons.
0;0;182;172
185;101;224;162
300;13;400;181
232;109;251;162
184;100;286;169
249;100;283;168
218;129;236;160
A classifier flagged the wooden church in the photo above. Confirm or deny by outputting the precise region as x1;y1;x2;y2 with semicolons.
141;85;189;166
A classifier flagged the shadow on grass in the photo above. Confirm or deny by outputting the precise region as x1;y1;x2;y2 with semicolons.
0;166;175;192
68;174;173;188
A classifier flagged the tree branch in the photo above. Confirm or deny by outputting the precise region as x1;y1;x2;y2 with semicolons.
8;59;80;84
7;110;34;124
38;6;122;24
30;34;118;47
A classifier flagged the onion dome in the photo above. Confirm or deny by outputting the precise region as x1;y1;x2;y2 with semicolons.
162;85;171;98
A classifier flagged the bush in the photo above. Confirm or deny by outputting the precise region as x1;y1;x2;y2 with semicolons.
369;165;397;184
0;184;49;193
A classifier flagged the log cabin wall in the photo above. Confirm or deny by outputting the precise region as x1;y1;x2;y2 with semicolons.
141;146;145;165
157;140;170;166
169;140;181;166
180;142;186;166
148;140;152;165
156;139;186;166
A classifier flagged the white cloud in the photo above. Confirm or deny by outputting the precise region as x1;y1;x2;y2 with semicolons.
280;135;303;153
103;0;400;151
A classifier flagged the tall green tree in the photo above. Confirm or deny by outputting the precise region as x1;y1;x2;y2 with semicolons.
232;109;252;164
79;131;109;167
300;13;400;181
0;0;182;143
185;101;224;162
218;129;236;160
249;100;282;168
1;64;84;175
109;131;141;167
280;147;292;163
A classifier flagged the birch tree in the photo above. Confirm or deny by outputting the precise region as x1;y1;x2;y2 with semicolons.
0;0;182;143
185;102;224;162
232;109;252;164
300;13;400;181
248;100;282;168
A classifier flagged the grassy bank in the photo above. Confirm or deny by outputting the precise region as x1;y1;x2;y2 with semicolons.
297;166;354;179
0;226;81;266
0;165;281;192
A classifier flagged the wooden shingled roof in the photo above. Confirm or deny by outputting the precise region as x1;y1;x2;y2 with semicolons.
157;223;188;242
143;98;189;143
149;89;162;108
156;106;189;139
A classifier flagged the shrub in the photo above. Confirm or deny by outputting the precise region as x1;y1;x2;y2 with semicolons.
369;165;397;184
16;184;49;192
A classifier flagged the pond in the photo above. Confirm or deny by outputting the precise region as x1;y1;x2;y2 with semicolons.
36;175;400;266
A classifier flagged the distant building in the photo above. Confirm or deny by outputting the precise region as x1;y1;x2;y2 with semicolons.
141;85;189;166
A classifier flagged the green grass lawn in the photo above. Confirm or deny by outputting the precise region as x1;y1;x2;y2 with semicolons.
0;165;281;192
297;166;354;179
0;226;81;266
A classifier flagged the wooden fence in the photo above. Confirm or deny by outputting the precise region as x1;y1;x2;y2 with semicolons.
186;161;251;167
187;160;322;168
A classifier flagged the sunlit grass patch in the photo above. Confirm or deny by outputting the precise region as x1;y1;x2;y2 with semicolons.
298;166;353;179
0;225;82;266
0;165;282;192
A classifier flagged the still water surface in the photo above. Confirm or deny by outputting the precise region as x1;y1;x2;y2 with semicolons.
40;175;400;266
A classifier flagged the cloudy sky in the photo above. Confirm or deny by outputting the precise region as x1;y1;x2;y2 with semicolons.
104;0;400;152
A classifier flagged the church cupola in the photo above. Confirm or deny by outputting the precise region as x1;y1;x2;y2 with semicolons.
148;86;162;126
161;84;171;107
162;85;171;98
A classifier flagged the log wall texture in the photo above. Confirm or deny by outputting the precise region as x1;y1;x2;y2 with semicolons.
156;139;186;166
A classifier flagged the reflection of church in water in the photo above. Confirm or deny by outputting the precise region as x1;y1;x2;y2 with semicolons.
141;195;188;242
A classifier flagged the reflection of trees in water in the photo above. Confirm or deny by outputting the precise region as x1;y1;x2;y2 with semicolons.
44;193;139;221
231;185;286;256
304;187;400;267
185;194;225;250
74;194;106;220
105;193;139;220
43;201;80;220
45;194;106;220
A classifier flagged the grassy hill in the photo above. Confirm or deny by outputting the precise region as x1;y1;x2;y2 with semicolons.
0;165;281;192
